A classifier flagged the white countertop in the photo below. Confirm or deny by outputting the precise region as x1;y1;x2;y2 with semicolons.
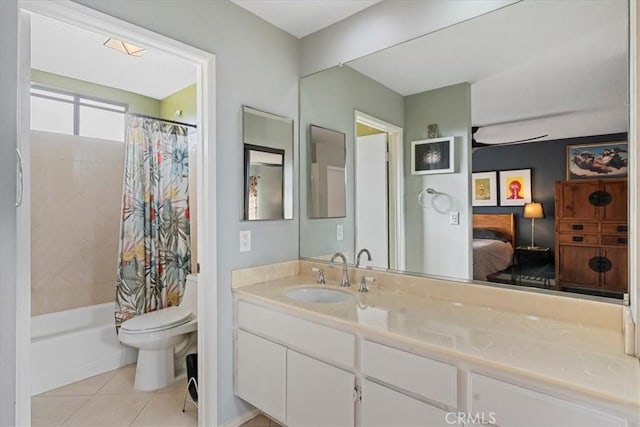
234;275;640;409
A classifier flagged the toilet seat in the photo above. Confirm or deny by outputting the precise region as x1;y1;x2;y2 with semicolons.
120;306;193;334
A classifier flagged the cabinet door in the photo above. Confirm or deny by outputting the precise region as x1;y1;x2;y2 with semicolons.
557;246;599;288
361;380;452;427
471;373;625;427
601;180;627;221
236;330;286;423
601;247;628;292
556;181;599;219
287;349;355;427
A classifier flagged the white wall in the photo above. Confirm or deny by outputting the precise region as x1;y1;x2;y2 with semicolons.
300;0;518;76
0;1;19;425
71;1;300;424
404;83;472;279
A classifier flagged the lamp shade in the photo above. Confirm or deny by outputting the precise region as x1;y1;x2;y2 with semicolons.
523;202;544;219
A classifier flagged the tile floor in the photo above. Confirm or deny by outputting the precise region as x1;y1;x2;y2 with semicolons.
239;414;282;427
31;365;197;427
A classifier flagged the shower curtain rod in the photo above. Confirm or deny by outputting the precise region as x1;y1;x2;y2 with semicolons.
127;112;197;129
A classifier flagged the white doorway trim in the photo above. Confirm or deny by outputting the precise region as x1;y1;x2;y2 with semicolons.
354;110;405;270
629;0;639;355
17;2;217;425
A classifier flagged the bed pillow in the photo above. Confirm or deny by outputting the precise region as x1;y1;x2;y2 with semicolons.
473;228;510;243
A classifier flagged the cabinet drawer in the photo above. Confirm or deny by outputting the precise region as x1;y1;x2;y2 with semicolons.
237;300;355;369
471;373;624;427
361;380;452;427
601;223;628;234
557;233;598;245
558;222;598;233
362;340;457;408
601;235;628;246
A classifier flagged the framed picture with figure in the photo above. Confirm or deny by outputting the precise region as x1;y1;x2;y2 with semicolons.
499;169;532;206
410;137;456;175
566;141;628;180
472;171;497;206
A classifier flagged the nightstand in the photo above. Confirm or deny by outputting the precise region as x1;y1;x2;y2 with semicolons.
512;246;553;288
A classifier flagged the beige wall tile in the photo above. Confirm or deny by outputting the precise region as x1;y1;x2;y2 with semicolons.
232;260;300;288
31;131;124;315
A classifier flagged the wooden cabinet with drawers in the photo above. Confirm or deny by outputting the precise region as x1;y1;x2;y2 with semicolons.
554;179;628;294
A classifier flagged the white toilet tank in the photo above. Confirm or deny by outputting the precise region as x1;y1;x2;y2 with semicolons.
180;274;198;317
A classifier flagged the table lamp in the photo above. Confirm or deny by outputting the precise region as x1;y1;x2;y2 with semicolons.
523;202;544;248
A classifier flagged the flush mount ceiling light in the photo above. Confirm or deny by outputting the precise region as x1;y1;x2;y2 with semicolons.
103;38;147;57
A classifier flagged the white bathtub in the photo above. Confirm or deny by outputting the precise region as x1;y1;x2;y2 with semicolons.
31;302;138;395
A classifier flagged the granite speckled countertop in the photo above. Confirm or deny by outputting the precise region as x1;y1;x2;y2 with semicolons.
234;275;640;409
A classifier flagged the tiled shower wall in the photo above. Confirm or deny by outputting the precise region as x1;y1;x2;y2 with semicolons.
31;130;124;315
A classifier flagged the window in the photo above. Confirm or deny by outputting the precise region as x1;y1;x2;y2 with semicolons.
30;86;127;142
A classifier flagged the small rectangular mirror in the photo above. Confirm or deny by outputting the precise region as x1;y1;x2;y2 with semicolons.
242;106;293;220
309;125;346;218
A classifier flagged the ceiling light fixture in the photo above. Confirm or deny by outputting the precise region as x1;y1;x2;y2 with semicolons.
103;38;147;57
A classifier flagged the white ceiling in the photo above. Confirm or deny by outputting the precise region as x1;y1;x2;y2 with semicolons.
346;0;628;141
230;0;382;38
30;13;197;100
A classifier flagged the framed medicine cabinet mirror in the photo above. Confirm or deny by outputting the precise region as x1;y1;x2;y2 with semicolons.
242;105;294;221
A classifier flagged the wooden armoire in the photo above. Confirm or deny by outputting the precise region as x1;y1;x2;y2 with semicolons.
554;179;628;294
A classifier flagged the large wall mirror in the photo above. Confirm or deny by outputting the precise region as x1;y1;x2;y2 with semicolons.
243;106;294;220
299;1;630;302
309;125;346;218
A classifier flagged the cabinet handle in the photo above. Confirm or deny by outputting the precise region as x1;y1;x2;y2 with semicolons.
572;236;584;242
16;148;23;208
571;224;583;230
617;237;627;244
617;225;628;232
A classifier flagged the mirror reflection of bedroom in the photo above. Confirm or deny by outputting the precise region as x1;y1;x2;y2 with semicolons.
471;2;628;300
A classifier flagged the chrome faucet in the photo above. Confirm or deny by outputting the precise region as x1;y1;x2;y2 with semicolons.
311;267;325;284
355;248;372;268
359;276;375;293
329;252;350;287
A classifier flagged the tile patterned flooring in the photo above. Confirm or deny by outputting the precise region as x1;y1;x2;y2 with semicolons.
31;365;197;427
239;414;282;427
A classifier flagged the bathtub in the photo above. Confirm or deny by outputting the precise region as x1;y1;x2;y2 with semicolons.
31;302;138;395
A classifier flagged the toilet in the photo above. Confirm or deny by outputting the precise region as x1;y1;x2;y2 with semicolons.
119;274;198;391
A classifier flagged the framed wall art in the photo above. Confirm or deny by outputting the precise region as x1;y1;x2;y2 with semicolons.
499;169;532;206
410;137;456;175
566;141;628;180
472;171;497;206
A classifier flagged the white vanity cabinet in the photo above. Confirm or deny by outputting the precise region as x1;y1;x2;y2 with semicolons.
236;330;287;423
287;350;355;427
361;380;451;427
360;340;457;427
236;300;357;426
471;373;626;427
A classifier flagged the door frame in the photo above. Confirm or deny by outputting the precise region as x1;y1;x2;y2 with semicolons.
16;1;217;425
354;111;404;270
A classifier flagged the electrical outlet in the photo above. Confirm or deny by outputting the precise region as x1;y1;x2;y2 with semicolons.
449;212;459;225
336;224;344;241
239;230;251;252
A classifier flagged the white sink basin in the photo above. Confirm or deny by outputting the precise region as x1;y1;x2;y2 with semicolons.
285;286;354;303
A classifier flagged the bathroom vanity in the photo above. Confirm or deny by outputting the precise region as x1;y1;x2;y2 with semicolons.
233;263;639;427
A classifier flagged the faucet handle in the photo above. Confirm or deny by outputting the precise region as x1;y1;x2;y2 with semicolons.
311;267;325;284
359;276;375;293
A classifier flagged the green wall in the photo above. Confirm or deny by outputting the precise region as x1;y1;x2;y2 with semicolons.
160;84;196;124
31;69;161;116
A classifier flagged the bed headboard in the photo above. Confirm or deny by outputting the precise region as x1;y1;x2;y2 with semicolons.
473;213;516;247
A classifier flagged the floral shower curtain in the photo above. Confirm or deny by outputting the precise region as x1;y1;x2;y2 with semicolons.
115;116;191;328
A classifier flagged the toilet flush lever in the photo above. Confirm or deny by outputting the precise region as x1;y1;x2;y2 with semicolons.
311;267;325;285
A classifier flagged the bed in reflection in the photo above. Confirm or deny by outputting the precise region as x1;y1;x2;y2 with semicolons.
472;213;515;281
